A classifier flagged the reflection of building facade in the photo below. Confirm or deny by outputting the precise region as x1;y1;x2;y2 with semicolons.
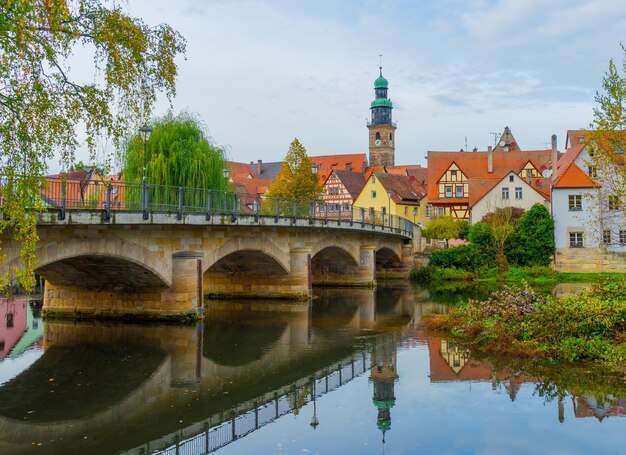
572;395;626;422
370;334;398;445
0;298;28;361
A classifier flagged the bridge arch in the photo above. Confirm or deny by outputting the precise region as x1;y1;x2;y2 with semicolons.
205;249;289;276
311;246;360;286
375;247;402;270
310;238;360;265
34;238;172;289
204;238;289;275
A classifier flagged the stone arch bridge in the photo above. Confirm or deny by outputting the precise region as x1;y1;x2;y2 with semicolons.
1;210;414;320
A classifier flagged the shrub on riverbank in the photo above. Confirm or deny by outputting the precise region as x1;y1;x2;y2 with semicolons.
425;279;626;364
410;265;559;285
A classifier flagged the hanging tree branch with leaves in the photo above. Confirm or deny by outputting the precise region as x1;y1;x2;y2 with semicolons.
0;0;186;292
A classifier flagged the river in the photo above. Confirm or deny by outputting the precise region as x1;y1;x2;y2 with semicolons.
0;284;622;455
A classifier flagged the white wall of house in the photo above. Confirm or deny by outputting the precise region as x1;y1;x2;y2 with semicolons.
470;172;549;224
553;147;625;252
552;187;598;249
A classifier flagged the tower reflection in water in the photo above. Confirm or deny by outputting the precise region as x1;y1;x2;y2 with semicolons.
0;286;415;455
369;333;398;449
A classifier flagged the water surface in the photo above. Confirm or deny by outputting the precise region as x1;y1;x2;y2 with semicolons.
0;284;622;455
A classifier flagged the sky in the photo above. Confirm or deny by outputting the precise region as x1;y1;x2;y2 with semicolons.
69;0;626;171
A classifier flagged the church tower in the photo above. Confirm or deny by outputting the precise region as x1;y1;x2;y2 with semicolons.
368;66;396;167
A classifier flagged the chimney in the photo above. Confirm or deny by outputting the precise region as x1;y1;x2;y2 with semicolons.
487;146;493;173
257;160;262;177
551;134;558;183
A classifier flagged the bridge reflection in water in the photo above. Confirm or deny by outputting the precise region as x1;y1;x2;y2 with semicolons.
0;286;421;455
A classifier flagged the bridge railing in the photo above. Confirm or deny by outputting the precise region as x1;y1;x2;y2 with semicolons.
36;177;414;238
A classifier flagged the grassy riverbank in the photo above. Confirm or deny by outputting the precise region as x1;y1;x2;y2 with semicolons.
410;265;623;285
424;279;626;365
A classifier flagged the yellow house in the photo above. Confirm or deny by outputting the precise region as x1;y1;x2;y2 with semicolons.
353;172;428;226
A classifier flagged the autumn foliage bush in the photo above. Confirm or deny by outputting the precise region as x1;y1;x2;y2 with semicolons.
428;279;626;364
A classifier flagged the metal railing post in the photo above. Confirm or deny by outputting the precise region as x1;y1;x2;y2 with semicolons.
222;190;227;217
177;186;184;220
104;185;111;222
293;199;297;224
337;203;341;226
143;184;150;220
59;180;66;220
231;193;237;222
309;201;314;224
361;208;365;227
350;205;353;226
206;189;212;221
255;194;260;222
324;203;328;225
274;197;279;223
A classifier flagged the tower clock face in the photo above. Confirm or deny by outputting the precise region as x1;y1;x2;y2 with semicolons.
375;139;381;146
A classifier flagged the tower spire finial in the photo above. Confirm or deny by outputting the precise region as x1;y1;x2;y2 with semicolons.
379;54;383;76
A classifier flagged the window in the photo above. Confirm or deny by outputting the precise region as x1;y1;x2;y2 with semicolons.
621;230;626;244
502;187;510;200
343;203;349;211
451;170;457;179
328;204;335;212
455;186;464;198
371;190;376;198
375;132;381;140
569;232;584;248
335;204;340;211
515;187;523;199
525;170;534;178
445;186;453;198
404;206;408;215
588;166;596;177
603;230;611;244
568;195;582;211
426;205;431;217
382;207;386;214
608;196;620;211
437;207;444;216
372;176;376;184
6;313;13;328
509;175;514;182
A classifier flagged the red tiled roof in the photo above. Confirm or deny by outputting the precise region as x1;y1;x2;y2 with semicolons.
375;172;426;205
330;170;366;198
427;149;553;206
310;153;368;182
228;161;255;179
565;129;586;148
553;144;596;189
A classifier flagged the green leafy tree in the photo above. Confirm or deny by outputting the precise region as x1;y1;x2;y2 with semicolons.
422;215;461;248
510;204;555;266
585;45;626;247
122;112;230;210
0;0;186;292
122;112;229;189
264;139;322;216
484;207;517;273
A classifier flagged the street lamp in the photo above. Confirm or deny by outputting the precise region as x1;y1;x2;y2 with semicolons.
310;378;319;430
387;189;393;229
139;123;152;219
311;163;319;220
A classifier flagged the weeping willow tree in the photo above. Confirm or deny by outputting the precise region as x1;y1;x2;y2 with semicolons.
121;112;231;210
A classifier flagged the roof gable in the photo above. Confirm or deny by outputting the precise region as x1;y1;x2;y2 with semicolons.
471;171;550;207
553;162;597;189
